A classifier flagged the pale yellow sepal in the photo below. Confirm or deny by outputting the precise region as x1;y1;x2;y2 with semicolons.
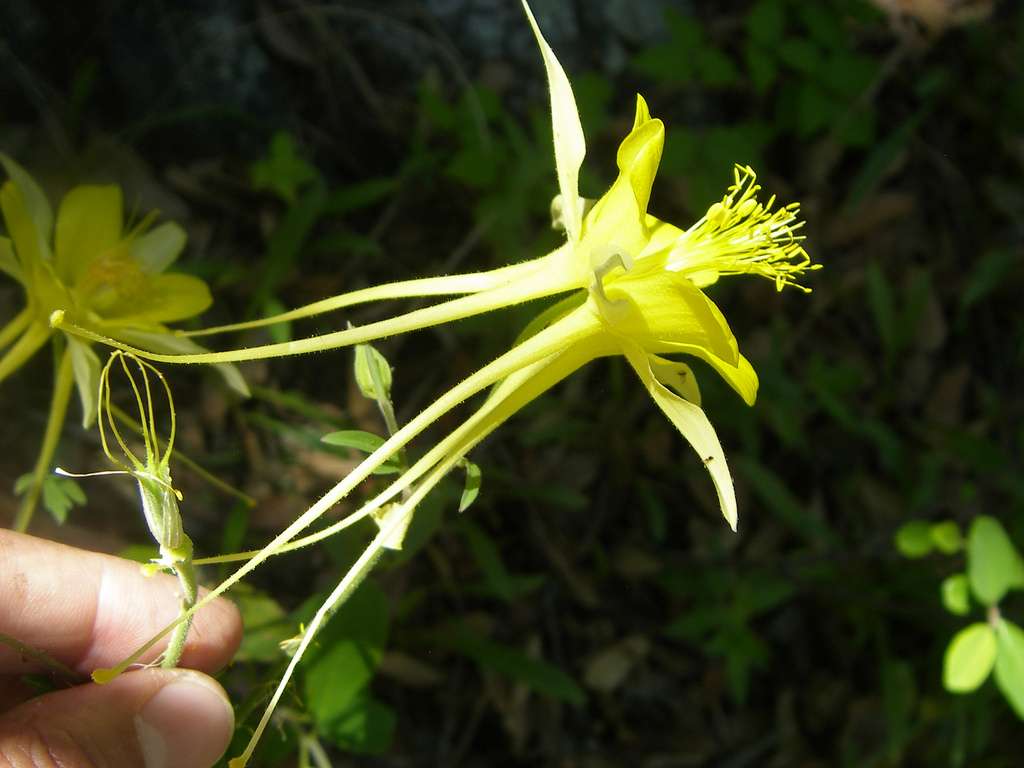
521;0;586;243
625;345;738;531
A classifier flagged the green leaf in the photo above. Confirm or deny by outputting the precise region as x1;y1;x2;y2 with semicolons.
795;82;836;136
967;516;1024;605
844;116;919;211
250;131;318;203
881;660;917;758
776;38;821;75
456;518;542;603
960;249;1017;314
695;48;740;87
744;42;777;93
747;0;786;44
866;261;896;358
19;474;87;525
895;520;933;558
322;430;386;453
931;521;963;555
457;458;481;513
321;693;396;754
353;343;393;400
302;581;390;728
630;11;701;85
941;574;971;616
994;619;1024;719
322;177;396;216
261;297;292;344
796;4;843;47
321;430;402;475
439;623;585;706
247;181;326;316
233;588;291;663
705;623;769;704
943;623;996;693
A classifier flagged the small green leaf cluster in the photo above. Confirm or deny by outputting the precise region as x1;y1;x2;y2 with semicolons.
632;0;881;212
895;516;1024;719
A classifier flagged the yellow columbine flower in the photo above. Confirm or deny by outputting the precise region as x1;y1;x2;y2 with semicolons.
79;3;817;763
0;155;243;530
59;4;814;531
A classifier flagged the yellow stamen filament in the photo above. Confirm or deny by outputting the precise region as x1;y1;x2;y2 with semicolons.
670;165;819;292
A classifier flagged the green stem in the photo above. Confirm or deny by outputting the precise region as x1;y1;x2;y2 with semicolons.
0;307;32;351
230;516;391;768
230;341;599;765
161;556;197;668
94;306;599;681
195;334;603;566
0;320;50;386
14;345;74;531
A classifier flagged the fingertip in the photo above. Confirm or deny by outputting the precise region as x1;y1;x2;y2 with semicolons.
0;669;234;768
136;670;234;768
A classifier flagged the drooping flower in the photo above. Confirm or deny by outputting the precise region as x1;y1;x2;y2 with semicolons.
78;4;817;762
58;350;198;667
0;156;245;529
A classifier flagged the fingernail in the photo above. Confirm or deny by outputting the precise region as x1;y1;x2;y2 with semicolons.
135;673;234;768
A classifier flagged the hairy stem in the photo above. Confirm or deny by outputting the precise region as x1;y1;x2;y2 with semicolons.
14;346;73;531
181;255;555;338
161;557;198;669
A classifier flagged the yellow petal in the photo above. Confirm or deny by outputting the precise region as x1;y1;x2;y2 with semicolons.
702;351;758;407
0;154;53;262
521;0;586;243
130;221;186;274
109;273;212;324
615;95;663;217
67;335;101;427
55;185;123;284
625;346;738;531
639;215;684;259
1;180;49;271
580;101;665;262
606;270;739;364
0;235;23;283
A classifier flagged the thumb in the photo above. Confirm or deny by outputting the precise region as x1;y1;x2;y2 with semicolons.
0;668;234;768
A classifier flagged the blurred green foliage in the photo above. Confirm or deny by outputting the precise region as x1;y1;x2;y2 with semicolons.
2;0;1023;765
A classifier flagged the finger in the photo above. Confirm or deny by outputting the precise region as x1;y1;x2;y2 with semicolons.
0;530;242;675
0;668;233;768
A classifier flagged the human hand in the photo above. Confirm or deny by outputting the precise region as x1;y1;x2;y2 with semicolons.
0;529;242;767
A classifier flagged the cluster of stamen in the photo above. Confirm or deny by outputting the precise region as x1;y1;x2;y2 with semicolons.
669;165;818;292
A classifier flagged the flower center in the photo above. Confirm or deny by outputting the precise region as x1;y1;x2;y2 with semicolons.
78;248;148;312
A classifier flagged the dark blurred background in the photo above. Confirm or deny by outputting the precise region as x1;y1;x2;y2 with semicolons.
1;1;1022;766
